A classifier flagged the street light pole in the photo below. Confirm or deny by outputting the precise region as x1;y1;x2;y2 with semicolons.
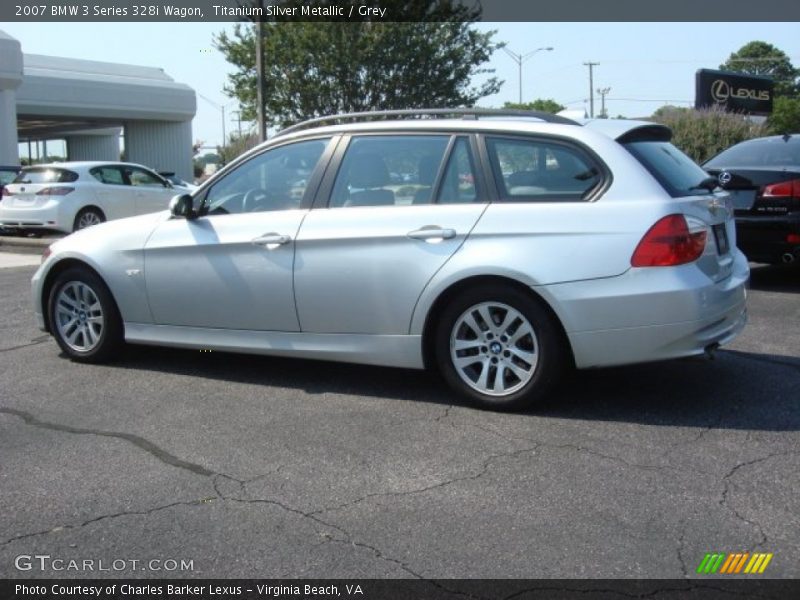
502;46;553;104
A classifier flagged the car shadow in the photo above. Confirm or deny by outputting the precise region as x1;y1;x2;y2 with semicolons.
748;262;800;293
112;344;800;432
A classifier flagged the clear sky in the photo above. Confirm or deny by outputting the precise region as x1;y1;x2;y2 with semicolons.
3;21;799;154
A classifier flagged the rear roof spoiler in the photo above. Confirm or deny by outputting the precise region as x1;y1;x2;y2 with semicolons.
616;124;672;144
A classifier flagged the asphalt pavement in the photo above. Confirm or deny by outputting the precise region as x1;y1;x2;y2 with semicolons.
0;257;798;579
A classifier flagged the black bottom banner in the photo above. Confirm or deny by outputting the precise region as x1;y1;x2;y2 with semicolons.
2;579;799;600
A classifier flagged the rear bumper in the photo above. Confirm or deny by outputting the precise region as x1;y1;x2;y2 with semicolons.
539;252;749;369
0;204;68;232
735;213;800;263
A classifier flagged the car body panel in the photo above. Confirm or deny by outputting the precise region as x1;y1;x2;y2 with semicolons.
294;204;487;334
143;210;307;331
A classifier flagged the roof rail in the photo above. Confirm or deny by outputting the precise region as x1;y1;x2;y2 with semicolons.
274;107;579;137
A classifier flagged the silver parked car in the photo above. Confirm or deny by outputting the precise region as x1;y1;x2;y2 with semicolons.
31;109;748;410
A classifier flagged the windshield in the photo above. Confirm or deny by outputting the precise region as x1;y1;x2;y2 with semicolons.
704;136;800;169
624;141;713;197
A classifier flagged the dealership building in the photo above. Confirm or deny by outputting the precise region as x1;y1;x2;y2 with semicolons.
0;30;196;181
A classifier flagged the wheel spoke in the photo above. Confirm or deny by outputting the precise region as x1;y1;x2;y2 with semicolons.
505;361;532;382
509;346;536;366
492;364;506;393
66;325;82;345
85;323;99;345
462;312;483;337
453;338;482;352
477;306;495;333
454;355;482;370
475;359;490;390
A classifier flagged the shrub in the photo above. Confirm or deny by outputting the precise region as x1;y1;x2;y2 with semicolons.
651;106;768;163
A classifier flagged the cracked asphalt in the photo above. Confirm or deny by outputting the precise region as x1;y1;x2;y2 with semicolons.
0;259;798;579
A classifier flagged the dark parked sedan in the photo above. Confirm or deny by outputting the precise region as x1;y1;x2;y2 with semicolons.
704;135;800;265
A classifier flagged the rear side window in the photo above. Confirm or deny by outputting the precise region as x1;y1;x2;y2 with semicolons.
486;137;602;202
15;168;78;184
90;166;126;185
625;141;712;197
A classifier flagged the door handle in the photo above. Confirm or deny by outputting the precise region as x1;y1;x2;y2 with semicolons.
407;226;457;241
252;233;292;246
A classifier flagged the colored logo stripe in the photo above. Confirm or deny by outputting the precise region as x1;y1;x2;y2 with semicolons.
697;552;773;574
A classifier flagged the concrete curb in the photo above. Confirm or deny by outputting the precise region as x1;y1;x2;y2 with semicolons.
0;235;59;254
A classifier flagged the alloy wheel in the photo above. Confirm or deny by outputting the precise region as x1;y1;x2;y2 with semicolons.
449;301;539;397
54;281;104;352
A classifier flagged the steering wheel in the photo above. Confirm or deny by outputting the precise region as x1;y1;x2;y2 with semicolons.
242;188;268;213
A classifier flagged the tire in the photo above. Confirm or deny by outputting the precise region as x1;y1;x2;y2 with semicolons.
434;284;567;411
73;207;105;231
47;267;123;363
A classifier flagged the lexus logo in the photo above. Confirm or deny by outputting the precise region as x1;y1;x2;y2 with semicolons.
718;171;732;185
711;80;730;103
711;79;770;104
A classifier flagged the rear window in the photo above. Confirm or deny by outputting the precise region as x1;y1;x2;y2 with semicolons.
14;167;78;184
704;137;800;169
624;141;712;197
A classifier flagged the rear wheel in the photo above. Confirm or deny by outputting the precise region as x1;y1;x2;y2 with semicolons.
434;284;567;411
48;268;123;363
73;207;105;231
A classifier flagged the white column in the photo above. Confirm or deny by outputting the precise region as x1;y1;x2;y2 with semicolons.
0;31;23;166
125;120;193;182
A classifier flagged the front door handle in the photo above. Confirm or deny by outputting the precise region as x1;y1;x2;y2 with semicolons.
407;226;457;241
252;233;292;247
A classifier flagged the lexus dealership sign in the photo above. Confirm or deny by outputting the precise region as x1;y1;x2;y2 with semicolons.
695;69;773;115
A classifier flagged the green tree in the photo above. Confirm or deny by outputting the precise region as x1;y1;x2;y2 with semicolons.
720;41;799;98
215;6;502;129
503;99;565;114
768;96;800;134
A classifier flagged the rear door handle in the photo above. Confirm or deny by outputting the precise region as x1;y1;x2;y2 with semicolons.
252;233;292;246
407;226;457;241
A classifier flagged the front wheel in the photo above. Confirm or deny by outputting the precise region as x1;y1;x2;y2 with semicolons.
48;268;123;363
434;285;567;411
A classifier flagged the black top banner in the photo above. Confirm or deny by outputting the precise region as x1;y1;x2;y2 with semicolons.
695;69;775;115
3;0;800;22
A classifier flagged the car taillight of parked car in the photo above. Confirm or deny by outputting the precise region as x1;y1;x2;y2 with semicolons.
631;214;707;267
762;178;800;202
35;186;74;196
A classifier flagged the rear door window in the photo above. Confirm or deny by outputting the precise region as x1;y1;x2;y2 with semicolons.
624;141;713;197
90;166;127;185
329;135;450;207
485;136;603;202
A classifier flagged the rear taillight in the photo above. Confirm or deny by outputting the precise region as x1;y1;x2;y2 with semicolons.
36;186;74;196
762;178;800;199
631;214;707;267
1;187;11;198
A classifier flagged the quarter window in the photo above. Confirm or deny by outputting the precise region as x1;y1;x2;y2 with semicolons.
330;135;450;208
436;137;478;204
486;137;602;201
126;167;166;187
203;138;330;215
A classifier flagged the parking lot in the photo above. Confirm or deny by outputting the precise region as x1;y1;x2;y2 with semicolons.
0;254;798;579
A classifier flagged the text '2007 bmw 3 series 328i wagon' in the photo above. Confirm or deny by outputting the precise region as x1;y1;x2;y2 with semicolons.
31;109;749;411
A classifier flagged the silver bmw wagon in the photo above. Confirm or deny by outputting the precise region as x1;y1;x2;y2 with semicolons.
31;109;748;410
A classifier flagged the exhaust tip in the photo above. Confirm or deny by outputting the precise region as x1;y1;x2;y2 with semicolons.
704;343;720;360
781;253;796;264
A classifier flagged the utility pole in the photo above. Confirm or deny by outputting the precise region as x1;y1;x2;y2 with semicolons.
597;87;611;118
232;110;244;136
584;62;599;117
502;46;554;104
255;0;267;142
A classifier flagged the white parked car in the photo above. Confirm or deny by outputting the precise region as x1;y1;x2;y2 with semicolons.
0;161;182;233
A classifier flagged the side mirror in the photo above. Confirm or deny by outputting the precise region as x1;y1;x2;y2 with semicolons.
169;194;195;219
